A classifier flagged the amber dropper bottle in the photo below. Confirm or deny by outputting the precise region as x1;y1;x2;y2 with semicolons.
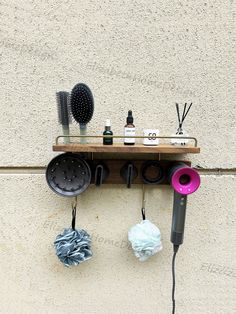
124;110;135;145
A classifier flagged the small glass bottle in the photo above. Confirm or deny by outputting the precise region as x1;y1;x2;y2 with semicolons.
103;119;113;145
124;110;135;145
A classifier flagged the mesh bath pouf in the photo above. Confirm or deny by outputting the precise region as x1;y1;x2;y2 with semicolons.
128;219;162;262
128;185;162;261
54;197;92;267
54;227;92;267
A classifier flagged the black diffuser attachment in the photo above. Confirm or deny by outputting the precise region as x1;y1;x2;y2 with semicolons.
46;153;91;197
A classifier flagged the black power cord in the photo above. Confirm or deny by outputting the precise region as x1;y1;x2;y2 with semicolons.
172;245;179;314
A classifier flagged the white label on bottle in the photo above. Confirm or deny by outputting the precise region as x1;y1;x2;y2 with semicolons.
124;127;135;143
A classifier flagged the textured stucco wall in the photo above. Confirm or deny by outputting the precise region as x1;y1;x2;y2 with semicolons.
0;1;235;314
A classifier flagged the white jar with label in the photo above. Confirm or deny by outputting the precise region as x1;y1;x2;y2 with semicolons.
143;129;159;146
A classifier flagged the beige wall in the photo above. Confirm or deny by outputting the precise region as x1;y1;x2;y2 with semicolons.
0;1;235;313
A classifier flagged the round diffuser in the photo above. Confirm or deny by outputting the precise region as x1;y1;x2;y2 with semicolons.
46;153;91;197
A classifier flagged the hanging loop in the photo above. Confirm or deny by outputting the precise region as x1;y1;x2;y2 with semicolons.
71;196;78;230
141;185;146;220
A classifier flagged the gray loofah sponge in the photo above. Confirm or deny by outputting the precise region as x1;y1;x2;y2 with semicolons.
54;228;92;267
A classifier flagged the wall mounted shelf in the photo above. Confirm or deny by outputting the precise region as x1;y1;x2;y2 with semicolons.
53;143;200;154
49;135;200;187
53;135;200;154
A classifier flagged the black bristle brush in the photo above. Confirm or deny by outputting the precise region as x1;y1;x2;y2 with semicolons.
70;83;94;144
56;91;71;144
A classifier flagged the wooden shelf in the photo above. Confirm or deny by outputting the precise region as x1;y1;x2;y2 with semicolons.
53;143;200;154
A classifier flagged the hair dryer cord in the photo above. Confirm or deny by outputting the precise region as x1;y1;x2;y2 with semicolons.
172;245;179;314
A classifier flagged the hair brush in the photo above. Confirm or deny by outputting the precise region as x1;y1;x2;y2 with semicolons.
70;83;94;144
56;91;71;144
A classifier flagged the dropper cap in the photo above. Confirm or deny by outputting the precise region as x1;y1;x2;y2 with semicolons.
127;110;133;123
105;119;111;127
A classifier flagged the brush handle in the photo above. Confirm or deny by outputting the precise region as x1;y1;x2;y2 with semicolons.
171;191;187;246
62;125;70;144
80;124;87;144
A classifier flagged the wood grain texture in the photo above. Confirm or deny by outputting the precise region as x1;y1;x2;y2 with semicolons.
53;143;200;154
88;159;191;185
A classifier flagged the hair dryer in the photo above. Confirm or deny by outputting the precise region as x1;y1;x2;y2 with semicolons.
169;163;201;314
168;163;201;246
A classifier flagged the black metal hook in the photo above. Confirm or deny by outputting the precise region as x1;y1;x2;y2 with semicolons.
95;164;104;186
120;162;138;188
127;164;133;188
94;163;109;186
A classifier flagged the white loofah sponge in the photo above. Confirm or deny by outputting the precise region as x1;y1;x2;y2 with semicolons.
128;220;163;261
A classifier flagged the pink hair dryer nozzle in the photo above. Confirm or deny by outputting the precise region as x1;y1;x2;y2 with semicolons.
171;165;201;195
